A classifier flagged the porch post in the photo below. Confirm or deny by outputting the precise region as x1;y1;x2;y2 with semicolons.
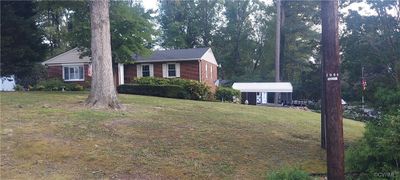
118;63;124;85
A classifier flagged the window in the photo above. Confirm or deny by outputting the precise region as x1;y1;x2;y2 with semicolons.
63;65;84;81
210;65;213;79
168;64;176;77
205;63;208;78
142;65;150;77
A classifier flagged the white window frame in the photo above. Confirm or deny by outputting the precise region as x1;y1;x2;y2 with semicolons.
167;63;177;77
62;64;85;81
137;64;154;78
205;63;208;78
142;64;151;77
210;65;213;79
162;63;180;78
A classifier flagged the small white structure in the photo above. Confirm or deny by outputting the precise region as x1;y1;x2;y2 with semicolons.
0;76;16;91
232;82;293;105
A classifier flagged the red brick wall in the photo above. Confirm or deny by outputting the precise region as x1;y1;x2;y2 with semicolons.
200;60;218;92
123;61;217;92
180;61;199;81
46;64;91;87
124;64;137;83
124;61;200;83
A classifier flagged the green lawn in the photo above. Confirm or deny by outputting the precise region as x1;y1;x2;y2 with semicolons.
0;92;364;179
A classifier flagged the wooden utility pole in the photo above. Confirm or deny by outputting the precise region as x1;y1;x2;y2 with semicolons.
321;51;326;149
274;0;281;104
321;0;345;179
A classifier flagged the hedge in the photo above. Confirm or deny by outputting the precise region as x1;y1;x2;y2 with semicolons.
117;84;189;99
215;87;241;102
133;77;212;100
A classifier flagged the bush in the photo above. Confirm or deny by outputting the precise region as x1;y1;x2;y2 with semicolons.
346;111;400;179
117;84;189;99
70;84;84;91
133;77;212;100
14;84;24;91
32;79;84;91
266;168;311;180
215;87;240;102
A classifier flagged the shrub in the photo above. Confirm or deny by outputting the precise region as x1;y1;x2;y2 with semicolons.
266;168;311;180
346;111;400;178
133;77;212;100
215;87;241;102
117;84;189;99
33;78;65;91
32;79;84;91
14;84;24;91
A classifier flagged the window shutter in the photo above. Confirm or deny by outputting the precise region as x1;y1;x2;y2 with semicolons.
162;63;167;77
136;64;142;78
149;64;154;77
176;63;180;77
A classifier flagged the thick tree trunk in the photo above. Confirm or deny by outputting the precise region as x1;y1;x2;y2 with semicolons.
86;0;121;109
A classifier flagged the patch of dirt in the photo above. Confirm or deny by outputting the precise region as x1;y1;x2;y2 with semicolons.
110;173;171;180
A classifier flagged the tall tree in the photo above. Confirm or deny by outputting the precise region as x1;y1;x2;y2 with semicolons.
86;0;121;109
158;0;220;49
69;1;155;63
36;1;75;57
1;1;47;82
341;0;399;112
214;0;258;79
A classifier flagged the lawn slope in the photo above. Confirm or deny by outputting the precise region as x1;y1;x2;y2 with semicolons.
0;92;364;179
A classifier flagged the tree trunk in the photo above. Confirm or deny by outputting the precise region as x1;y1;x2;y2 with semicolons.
86;0;121;109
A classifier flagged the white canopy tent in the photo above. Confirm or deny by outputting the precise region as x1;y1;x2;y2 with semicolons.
232;82;293;92
232;82;293;105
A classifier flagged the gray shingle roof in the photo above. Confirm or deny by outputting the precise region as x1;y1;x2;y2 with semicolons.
42;48;90;65
133;47;210;62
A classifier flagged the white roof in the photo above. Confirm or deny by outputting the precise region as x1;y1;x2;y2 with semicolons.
232;82;293;92
42;48;90;65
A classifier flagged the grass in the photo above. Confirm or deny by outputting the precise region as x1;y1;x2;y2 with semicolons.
0;92;364;179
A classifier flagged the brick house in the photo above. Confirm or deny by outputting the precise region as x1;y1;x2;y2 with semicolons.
42;47;219;91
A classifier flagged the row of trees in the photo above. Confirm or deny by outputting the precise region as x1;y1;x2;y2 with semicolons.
1;0;398;110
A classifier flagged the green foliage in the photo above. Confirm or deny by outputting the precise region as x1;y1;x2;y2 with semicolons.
373;87;400;114
215;87;240;102
14;85;24;91
134;77;211;101
69;1;155;63
346;111;400;178
266;167;311;180
158;0;221;48
1;1;47;78
15;64;47;88
117;84;188;99
33;79;84;91
341;1;400;106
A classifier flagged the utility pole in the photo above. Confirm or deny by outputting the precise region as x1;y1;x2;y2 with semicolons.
361;66;365;110
321;50;326;149
321;0;345;179
274;0;281;104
